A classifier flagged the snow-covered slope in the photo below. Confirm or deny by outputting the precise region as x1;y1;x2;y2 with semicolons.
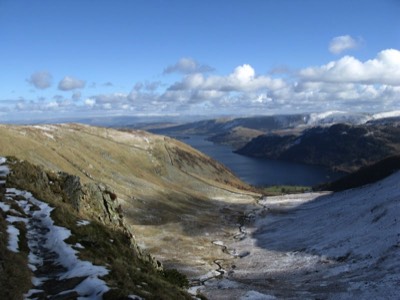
371;110;400;121
307;111;371;126
201;172;400;299
306;110;400;126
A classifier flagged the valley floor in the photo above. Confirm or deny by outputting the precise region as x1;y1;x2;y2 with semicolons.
192;175;400;299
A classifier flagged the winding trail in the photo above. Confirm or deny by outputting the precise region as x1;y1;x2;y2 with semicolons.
189;204;257;292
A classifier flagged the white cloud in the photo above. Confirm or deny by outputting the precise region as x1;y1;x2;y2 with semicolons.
164;57;214;74
299;49;400;86
170;64;286;93
329;35;360;54
4;49;400;120
85;98;96;107
58;76;86;91
28;71;52;89
231;64;255;83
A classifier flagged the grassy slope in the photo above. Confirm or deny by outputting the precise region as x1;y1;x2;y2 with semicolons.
208;126;264;149
0;124;260;276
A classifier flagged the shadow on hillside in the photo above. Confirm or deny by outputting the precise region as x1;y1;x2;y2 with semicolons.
124;194;256;237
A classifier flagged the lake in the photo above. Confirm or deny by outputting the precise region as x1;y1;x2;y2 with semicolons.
178;135;344;187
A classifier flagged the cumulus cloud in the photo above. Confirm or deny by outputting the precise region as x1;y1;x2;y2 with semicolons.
169;64;286;93
164;58;214;74
300;49;400;86
58;76;86;91
5;48;400;120
329;35;360;54
28;71;52;89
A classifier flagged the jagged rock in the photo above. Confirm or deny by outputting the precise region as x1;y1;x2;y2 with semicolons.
59;172;82;211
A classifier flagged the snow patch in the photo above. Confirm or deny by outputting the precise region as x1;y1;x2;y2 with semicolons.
43;132;55;140
240;290;277;300
0;202;10;212
74;276;110;299
0;165;10;174
215;278;241;289
74;243;85;249
128;295;144;300
212;240;224;246
32;125;57;132
77;219;91;226
6;224;20;252
188;285;205;296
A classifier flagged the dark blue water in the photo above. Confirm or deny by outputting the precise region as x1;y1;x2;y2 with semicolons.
180;135;344;187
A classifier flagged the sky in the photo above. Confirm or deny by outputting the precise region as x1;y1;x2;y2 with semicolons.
1;0;399;122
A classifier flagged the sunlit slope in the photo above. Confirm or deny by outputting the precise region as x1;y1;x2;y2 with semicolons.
0;123;259;274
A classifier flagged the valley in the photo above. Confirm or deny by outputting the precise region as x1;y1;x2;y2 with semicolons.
1;119;399;299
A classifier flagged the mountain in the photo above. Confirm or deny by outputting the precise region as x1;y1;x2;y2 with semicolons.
0;124;260;290
143;111;400;151
236;123;400;172
148;114;308;149
149;114;308;137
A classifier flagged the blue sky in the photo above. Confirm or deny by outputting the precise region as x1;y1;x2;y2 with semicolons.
1;0;399;121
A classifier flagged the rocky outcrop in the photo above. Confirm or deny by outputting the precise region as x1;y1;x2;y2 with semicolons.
5;157;162;270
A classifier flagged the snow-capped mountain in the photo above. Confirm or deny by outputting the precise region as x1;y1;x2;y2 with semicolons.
306;110;400;126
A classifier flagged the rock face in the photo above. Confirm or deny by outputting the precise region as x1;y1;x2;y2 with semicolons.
5;157;161;270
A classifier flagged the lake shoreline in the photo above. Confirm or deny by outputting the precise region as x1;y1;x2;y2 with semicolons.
171;134;344;187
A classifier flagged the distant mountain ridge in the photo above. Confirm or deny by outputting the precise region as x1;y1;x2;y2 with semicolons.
236;123;400;172
141;111;400;173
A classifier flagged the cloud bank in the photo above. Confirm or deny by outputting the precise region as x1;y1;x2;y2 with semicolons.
3;48;400;120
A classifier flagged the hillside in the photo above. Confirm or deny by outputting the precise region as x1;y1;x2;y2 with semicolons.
0;124;260;282
236;123;400;172
0;157;191;299
316;155;400;191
